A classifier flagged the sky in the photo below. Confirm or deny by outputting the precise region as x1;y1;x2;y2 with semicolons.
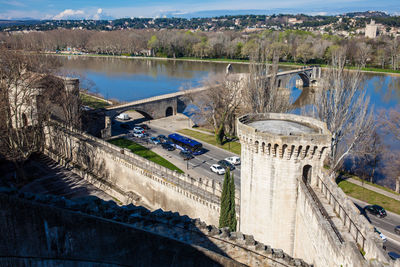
0;0;399;20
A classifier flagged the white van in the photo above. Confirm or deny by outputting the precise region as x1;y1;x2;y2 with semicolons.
116;113;130;120
225;156;241;165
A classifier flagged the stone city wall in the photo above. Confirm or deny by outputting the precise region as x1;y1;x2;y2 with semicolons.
237;113;397;267
0;188;310;267
237;113;331;256
44;122;226;226
294;181;366;266
314;171;395;264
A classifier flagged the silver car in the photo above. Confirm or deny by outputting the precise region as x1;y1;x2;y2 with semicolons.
210;164;226;175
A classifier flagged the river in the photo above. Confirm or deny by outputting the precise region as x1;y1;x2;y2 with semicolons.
59;56;400;109
59;55;400;187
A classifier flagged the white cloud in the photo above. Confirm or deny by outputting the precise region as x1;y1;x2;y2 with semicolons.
93;8;103;20
53;9;85;20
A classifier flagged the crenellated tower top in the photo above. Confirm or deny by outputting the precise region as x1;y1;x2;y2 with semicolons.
237;113;330;161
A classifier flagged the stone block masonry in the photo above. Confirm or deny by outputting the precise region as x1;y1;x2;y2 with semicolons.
0;188;310;267
237;113;396;267
44;121;223;226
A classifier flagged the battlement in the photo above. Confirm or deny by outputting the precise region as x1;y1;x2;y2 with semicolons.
0;188;310;267
237;113;330;160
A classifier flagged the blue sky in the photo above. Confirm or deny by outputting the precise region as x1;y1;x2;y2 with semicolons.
0;0;399;20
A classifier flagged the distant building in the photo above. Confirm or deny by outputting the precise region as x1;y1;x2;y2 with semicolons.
365;19;378;38
288;18;303;24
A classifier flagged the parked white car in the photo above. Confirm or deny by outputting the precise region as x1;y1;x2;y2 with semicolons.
225;156;241;165
133;126;144;133
210;164;226;175
133;131;144;138
116;113;130;120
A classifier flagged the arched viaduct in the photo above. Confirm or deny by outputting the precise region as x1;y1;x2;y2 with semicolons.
275;66;321;88
104;87;209;120
103;66;321;121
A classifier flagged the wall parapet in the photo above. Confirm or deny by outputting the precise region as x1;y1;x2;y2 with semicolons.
0;188;310;267
46;120;229;204
316;171;392;264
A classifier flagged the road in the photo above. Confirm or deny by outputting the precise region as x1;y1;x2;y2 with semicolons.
351;197;400;256
112;119;241;185
135;126;241;186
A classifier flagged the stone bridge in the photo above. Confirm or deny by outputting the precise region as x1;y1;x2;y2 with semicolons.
104;66;321;120
104;87;208;120
274;66;321;88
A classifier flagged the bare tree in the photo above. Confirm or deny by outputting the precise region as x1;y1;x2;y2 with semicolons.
191;73;242;144
241;53;291;114
356;42;372;68
379;107;400;191
308;49;374;170
351;130;382;183
0;49;59;182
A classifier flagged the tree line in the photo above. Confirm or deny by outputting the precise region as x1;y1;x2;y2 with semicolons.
1;29;399;70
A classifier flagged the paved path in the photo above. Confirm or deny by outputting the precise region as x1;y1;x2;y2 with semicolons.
347;178;400;201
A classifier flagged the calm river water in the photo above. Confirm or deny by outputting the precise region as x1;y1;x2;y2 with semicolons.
59;56;400;111
60;55;400;185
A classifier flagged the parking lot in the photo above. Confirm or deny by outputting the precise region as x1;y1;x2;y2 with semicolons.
112;117;241;186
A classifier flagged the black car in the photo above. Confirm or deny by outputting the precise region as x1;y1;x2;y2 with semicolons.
365;205;387;218
179;150;194;160
395;225;400;235
157;135;168;143
162;143;175;151
217;160;235;171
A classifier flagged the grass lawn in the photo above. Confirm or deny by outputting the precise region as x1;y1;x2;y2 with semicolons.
337;179;400;215
178;129;241;155
193;127;214;134
80;93;110;109
345;175;400;196
109;138;183;173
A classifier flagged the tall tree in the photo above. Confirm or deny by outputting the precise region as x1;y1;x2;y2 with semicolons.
191;73;242;144
380;107;400;191
219;169;236;231
308;48;374;170
242;52;291;114
228;172;237;231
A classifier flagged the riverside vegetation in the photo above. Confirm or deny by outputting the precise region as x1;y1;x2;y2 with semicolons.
1;26;399;73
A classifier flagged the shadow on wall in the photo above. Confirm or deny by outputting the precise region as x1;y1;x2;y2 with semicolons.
0;190;236;267
47;124;115;193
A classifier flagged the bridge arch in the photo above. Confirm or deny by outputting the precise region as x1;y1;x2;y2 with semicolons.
297;72;310;87
165;106;174;117
114;109;153;120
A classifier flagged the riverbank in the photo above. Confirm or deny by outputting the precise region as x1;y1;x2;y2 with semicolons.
48;52;400;76
80;92;112;109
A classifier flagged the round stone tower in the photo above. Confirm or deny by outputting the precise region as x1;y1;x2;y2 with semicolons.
237;113;331;255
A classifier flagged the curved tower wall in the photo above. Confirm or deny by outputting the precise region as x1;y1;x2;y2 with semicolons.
237;113;331;255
